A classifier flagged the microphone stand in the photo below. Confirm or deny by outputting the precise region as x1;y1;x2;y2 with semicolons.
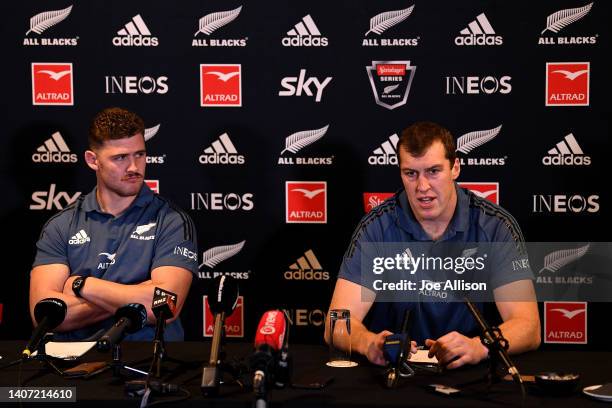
201;311;226;396
149;311;167;379
0;333;63;375
463;297;526;403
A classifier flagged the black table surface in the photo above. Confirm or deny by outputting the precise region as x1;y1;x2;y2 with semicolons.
1;340;611;407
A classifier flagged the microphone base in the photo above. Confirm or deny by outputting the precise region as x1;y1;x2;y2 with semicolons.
201;365;220;396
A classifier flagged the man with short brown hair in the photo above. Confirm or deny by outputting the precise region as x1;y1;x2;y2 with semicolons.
326;121;540;368
30;107;197;341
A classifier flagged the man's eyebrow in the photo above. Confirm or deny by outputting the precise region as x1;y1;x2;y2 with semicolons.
426;164;443;171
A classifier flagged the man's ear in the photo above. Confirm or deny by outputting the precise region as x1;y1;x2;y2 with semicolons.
84;150;98;171
451;158;460;180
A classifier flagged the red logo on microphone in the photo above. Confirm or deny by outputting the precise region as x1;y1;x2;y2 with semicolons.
200;64;242;107
544;301;587;344
458;182;499;205
32;63;74;105
546;62;589;106
286;181;327;223
203;295;244;338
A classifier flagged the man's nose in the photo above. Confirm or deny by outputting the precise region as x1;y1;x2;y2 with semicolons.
127;156;138;172
416;175;430;191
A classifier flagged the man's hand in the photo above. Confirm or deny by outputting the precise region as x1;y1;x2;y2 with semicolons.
364;330;393;366
425;331;488;369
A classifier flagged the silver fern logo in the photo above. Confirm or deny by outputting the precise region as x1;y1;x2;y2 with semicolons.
541;3;593;34
192;6;247;47
26;5;72;35
456;125;502;154
538;244;590;274
366;6;414;35
200;241;246;268
281;125;329;154
195;6;242;36
362;5;419;47
144;124;161;141
278;126;334;165
538;3;597;45
24;5;78;46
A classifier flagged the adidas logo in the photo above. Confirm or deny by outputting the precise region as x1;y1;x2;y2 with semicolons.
282;14;328;47
69;229;90;245
542;133;591;166
455;13;503;46
368;134;399;165
112;14;159;47
32;132;77;163
199;133;245;165
284;249;329;280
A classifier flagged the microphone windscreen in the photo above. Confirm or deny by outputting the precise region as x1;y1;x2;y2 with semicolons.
33;298;67;328
115;303;148;333
207;275;238;315
254;310;286;351
152;287;178;318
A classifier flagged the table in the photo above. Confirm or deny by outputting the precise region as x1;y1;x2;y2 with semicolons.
1;341;611;407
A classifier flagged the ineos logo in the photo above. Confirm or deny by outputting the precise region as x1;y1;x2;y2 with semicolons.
532;195;599;213
446;76;511;95
105;76;168;94
190;193;254;211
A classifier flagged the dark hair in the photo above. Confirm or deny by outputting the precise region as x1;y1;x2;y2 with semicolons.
396;121;456;166
88;107;145;149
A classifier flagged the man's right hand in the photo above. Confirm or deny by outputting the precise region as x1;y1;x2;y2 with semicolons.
365;330;393;365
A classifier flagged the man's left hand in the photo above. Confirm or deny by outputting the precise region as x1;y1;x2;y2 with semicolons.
425;331;488;369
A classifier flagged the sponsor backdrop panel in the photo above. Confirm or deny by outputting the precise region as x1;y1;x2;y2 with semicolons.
1;1;610;351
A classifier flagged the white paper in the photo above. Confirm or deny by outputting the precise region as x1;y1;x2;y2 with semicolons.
409;349;439;364
43;341;96;359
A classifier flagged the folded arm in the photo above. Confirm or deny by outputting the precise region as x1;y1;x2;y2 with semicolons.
63;265;192;324
29;264;112;332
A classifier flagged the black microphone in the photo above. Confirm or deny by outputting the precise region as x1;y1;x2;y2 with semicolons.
22;298;67;358
152;287;177;341
201;275;239;396
152;288;177;321
464;298;522;384
96;303;147;352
